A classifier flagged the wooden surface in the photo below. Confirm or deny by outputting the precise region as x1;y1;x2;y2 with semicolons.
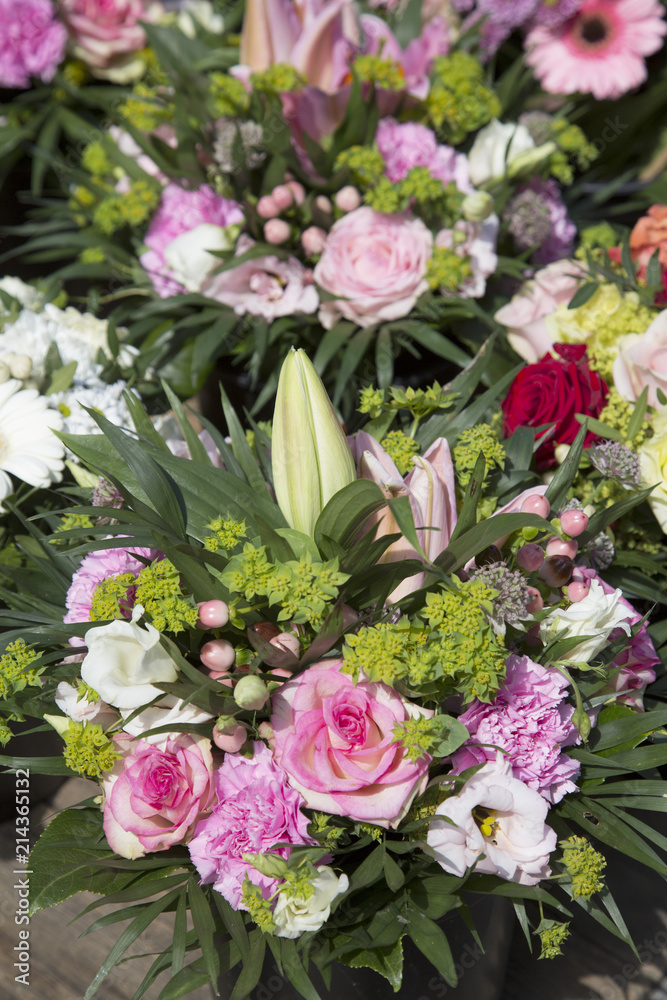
1;778;667;1000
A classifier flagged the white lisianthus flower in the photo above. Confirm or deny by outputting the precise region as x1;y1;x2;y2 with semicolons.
538;578;632;662
273;867;349;939
120;695;214;746
55;681;119;727
163;223;242;293
0;379;65;504
427;754;556;886
80;606;179;710
468;120;536;188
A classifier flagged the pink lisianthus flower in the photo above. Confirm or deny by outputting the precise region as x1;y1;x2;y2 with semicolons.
187;742;315;910
0;0;66;88
140;184;245;298
64;543;159;630
573;568;659;708
59;0;164;83
494;259;585;364
613;311;667;408
353;433;457;602
434;216;499;299
271;661;432;828
360;13;450;104
103;732;215;859
202;237;319;320
315;207;433;329
450;654;581;804
427;754;557;885
525;0;667;100
375;118;472;192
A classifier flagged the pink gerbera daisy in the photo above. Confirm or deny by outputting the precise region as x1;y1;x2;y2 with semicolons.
525;0;666;100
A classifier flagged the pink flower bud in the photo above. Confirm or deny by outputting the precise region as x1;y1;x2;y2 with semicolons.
560;509;589;537
264;218;291;244
200;639;235;671
271;184;294;211
520;494;550;518
567;581;591;603
301;226;327;255
335;186;361;212
213;723;247;753
286;181;306;205
314;195;332;214
546;537;578;560
197;599;229;629
257;195;279;219
270;632;300;656
516;543;544;572
526;586;543;614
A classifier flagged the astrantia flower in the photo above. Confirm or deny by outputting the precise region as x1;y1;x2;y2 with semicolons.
505;178;576;266
451;654;581;803
0;379;64;504
525;0;667;100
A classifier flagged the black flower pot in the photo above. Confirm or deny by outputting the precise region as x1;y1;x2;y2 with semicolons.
217;895;512;1000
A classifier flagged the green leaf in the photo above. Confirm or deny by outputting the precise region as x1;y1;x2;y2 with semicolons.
545;423;587;511
156;964;211;1000
188;877;220;987
448;452;485;543
436;512;552;574
161;382;211;463
28;808;136;915
340;938;404;993
229;929;266;1000
314;479;385;554
280;938;323;1000
350;845;386;892
578;487;655;545
567;283;599;309
220;384;272;501
46;360;77;396
590;706;667;753
406;907;456;986
383;852;405;892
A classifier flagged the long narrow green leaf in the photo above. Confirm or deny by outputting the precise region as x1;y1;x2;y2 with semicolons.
188;877;220;988
219;384;271;500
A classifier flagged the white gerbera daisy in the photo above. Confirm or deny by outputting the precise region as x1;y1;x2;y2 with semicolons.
0;380;65;504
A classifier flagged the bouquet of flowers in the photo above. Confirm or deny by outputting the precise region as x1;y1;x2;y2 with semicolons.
2;342;667;999
6;0;665;409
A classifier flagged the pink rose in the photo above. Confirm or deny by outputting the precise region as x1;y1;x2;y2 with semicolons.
187;741;314;910
271;661;431;827
314;207;432;329
0;0;66;89
494;260;584;364
613;311;667;407
60;0;163;82
102;733;215;859
140;183;245;298
203;238;319;319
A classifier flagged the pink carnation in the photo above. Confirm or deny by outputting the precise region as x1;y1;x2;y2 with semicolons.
451;654;580;804
314;207;433;329
375;118;472;192
271;661;431;827
203;238;319;320
103;732;215;859
140;184;245;298
0;0;66;88
59;0;163;81
64;544;158;627
187;742;314;910
575;568;659;708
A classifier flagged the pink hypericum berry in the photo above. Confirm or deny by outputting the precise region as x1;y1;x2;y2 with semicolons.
520;494;550;517
197;599;229;629
257;195;279;219
560;509;589;537
526;586;544;614
301;226;327;255
314;195;332;214
213;723;246;753
270;632;300;656
286;181;306;205
264;218;291;244
539;555;573;588
546;538;578;560
516;543;544;572
200;639;235;671
567;581;591;603
271;184;294;211
335;186;361;212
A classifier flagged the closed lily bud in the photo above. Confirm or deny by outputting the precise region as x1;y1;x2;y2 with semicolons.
272;348;356;536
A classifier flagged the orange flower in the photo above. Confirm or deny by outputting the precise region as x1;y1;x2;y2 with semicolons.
629;203;667;278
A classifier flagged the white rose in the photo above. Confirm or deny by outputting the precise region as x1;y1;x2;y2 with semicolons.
273;867;349;939
538;579;632;662
639;406;667;533
120;695;214;745
80;607;179;709
163;223;241;293
468;120;536;188
55;681;118;727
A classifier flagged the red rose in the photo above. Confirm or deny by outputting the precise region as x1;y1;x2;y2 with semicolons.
502;344;609;470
